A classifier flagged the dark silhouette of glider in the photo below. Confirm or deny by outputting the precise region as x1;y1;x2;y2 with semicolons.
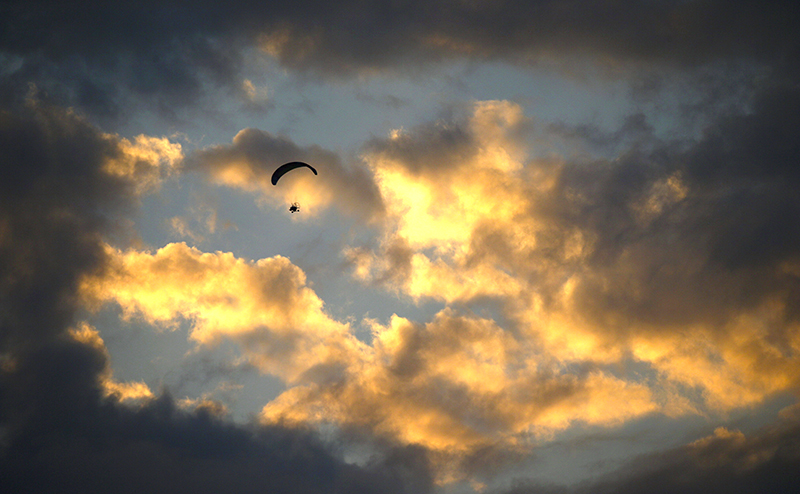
271;161;317;186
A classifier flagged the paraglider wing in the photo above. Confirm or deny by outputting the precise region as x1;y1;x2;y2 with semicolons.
271;161;318;185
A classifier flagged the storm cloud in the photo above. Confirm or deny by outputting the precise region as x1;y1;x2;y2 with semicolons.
3;0;798;117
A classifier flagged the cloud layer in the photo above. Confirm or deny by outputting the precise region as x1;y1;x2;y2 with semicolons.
4;0;798;119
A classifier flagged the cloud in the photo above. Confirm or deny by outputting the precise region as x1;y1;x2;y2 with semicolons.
559;408;800;494
0;2;251;118
148;92;800;485
76;241;658;481
354;101;534;293
103;133;183;194
4;0;798;120
1;337;433;494
348;97;800;431
0;98;145;349
4;2;800;489
182;90;800;481
498;408;800;494
80;242;362;383
263;310;657;465
254;0;800;78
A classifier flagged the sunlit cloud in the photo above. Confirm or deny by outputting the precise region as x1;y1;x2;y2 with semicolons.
351;98;800;431
80;242;361;383
355;101;540;300
100;96;800;486
77;240;660;479
262;309;658;483
102;134;183;194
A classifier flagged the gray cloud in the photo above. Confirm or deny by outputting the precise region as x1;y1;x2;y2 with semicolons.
0;100;133;349
548;81;800;334
1;338;433;494
504;410;800;494
3;1;798;119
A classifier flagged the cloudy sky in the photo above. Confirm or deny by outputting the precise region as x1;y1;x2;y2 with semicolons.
2;1;800;492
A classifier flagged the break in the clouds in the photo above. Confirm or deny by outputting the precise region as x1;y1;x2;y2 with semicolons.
73;95;800;482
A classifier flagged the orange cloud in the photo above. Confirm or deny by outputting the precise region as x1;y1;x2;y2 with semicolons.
80;242;361;382
263;310;658;467
351;99;800;430
102;134;183;194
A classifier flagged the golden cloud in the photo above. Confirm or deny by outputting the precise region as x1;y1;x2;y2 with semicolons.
80;242;361;382
78;240;658;475
263;310;658;461
352;98;800;429
102;134;183;194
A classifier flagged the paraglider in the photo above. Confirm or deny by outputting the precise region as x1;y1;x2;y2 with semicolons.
271;161;317;186
271;161;317;214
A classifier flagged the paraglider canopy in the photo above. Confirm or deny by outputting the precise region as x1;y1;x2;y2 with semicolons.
271;161;317;186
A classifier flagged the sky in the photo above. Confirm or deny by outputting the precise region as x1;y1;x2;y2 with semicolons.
2;1;800;493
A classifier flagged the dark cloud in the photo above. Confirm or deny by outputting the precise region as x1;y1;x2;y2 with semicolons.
0;336;434;494
546;113;655;154
0;1;248;119
550;80;800;332
0;100;133;350
3;0;798;119
504;410;800;494
0;101;431;493
249;0;800;77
